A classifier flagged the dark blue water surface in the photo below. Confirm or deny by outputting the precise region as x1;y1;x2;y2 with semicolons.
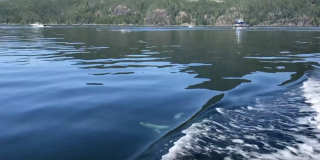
0;26;320;160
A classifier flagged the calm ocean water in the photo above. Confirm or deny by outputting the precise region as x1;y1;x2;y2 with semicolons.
0;26;320;160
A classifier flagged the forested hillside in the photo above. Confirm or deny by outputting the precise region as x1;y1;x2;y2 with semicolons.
0;0;319;26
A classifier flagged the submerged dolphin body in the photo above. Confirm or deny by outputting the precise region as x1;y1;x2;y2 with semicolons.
174;112;184;119
139;122;169;134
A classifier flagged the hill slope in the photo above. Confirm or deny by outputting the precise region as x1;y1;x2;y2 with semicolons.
0;0;319;26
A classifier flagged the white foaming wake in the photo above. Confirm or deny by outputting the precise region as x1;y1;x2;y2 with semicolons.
250;78;320;160
162;77;320;160
240;78;320;160
161;119;214;160
302;78;320;129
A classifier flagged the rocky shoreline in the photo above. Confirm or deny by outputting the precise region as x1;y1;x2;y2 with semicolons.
1;0;319;27
4;5;316;27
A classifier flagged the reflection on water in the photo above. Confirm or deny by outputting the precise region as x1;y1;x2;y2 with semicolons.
0;26;320;160
236;30;241;44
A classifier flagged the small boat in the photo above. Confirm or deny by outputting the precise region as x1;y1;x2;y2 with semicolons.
188;25;194;28
30;22;45;28
234;16;250;29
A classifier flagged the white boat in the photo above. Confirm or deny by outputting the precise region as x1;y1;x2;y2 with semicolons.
30;22;45;28
188;25;194;28
234;15;250;29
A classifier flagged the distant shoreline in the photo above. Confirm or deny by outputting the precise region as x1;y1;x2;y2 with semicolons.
1;23;319;27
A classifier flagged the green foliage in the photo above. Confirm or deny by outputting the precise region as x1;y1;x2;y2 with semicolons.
0;0;319;25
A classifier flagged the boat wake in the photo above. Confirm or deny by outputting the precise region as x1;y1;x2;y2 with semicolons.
137;66;320;160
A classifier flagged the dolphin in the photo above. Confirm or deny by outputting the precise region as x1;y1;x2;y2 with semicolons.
139;122;169;134
174;112;184;119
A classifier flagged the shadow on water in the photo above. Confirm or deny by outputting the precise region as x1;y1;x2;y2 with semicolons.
42;27;319;88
